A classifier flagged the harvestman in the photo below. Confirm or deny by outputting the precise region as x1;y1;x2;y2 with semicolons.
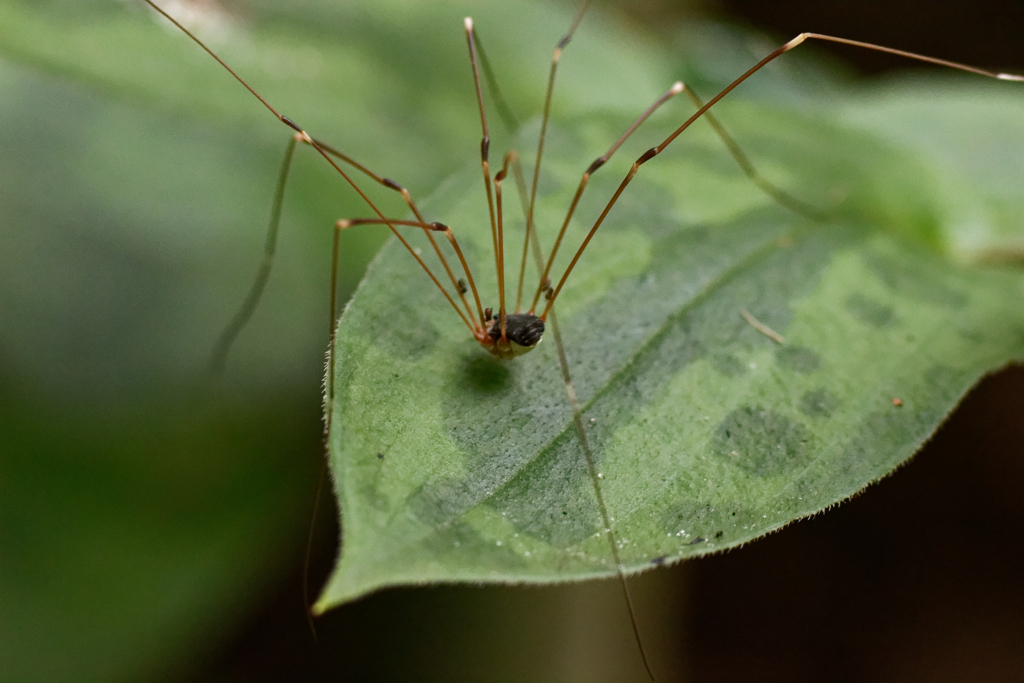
141;1;1022;678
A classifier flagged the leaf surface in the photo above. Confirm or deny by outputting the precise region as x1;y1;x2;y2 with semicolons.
319;75;1024;608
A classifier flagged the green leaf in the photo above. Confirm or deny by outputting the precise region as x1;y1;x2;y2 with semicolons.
318;56;1024;607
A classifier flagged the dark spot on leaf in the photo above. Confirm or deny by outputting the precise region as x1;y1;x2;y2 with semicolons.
799;388;841;418
958;328;984;343
713;406;811;477
712;353;747;377
461;355;510;393
376;452;384;460
482;430;600;547
384;313;439;358
408;479;472;526
357;483;388;513
863;250;967;308
687;537;706;545
715;531;723;539
776;345;821;374
845;294;894;328
651;555;667;566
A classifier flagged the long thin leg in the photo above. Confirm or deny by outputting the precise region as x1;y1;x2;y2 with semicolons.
548;308;657;681
525;0;592;239
335;218;485;338
460;20;532;315
519;1;591;312
141;1;484;339
464;19;504;333
307;137;484;328
484;5;655;673
466;4;591;321
208;134;297;373
311;213;349;639
681;85;826;221
493;152;520;340
525;78;825;315
333;219;477;334
335;219;479;325
540;32;1024;320
508;151;657;682
472;31;519;135
527;81;685;314
137;5;502;632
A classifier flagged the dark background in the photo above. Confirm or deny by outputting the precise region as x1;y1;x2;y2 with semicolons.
192;2;1024;682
